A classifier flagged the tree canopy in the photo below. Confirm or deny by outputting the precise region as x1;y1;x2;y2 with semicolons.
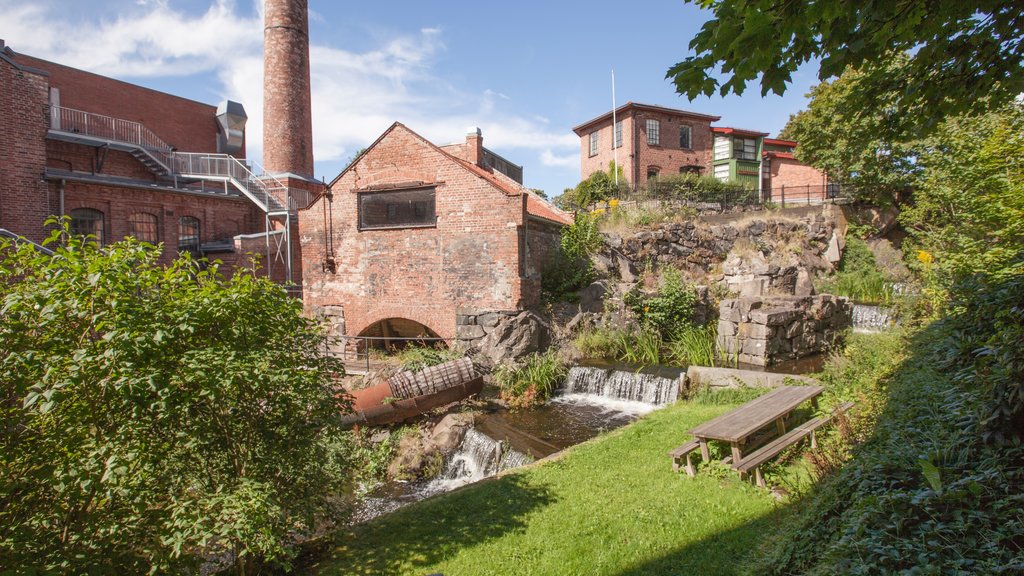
0;224;351;573
667;1;1024;128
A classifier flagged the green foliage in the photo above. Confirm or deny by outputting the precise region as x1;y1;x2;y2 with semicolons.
572;326;630;360
751;327;1024;575
494;350;568;409
624;267;698;340
615;330;663;365
0;223;350;573
666;324;718;367
667;1;1024;131
542;212;602;303
645;173;758;204
780;58;921;202
568;164;630;209
392;345;460;372
816;236;896;305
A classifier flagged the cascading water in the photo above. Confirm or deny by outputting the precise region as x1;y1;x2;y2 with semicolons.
354;427;533;523
852;304;894;332
560;366;680;406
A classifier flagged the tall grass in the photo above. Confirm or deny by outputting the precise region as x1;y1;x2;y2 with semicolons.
616;330;662;364
666;325;717;366
494;350;568;409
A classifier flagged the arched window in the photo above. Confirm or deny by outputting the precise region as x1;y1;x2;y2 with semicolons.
128;212;158;244
178;216;201;256
69;208;104;244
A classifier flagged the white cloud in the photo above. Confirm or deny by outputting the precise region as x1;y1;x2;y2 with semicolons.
540;150;578;168
0;1;577;176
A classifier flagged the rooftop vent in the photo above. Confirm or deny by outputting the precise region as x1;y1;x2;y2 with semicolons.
216;100;247;155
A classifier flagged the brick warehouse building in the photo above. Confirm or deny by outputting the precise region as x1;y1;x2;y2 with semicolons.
0;39;306;282
300;123;572;347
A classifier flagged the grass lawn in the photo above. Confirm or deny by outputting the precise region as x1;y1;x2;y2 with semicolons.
303;399;781;576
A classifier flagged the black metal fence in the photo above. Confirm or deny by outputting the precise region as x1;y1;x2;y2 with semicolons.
598;181;848;213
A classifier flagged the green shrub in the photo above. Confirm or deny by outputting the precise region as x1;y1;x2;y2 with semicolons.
616;330;663;365
817;236;896;305
494;350;568;409
645;173;757;204
0;222;350;574
624;267;698;339
393;345;460;372
542;212;603;303
573;326;629;359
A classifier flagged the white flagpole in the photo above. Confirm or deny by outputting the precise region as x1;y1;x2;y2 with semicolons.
611;69;619;186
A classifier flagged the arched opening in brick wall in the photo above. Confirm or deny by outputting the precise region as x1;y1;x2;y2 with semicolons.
356;317;445;352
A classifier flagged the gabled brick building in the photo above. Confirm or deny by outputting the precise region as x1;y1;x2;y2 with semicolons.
761;138;833;203
300;124;572;346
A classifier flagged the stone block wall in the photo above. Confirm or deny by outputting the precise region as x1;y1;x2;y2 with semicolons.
716;295;852;366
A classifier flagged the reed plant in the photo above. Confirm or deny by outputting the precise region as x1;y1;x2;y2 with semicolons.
616;330;663;365
572;326;628;360
666;324;718;366
494;350;568;409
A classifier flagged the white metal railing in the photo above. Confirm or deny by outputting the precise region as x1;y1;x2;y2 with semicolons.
171;153;289;213
50;105;174;170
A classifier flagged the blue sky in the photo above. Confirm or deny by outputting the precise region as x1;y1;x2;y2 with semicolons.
0;0;822;195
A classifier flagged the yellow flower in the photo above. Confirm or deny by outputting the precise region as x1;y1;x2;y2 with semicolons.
609;198;620;210
916;250;934;265
591;207;606;215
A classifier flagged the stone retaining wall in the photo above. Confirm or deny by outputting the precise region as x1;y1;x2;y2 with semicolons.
717;295;852;366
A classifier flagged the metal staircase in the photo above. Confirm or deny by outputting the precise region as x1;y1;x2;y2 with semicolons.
48;105;298;283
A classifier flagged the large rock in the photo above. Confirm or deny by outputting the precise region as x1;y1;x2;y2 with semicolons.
427;413;474;454
388;434;435;480
578;280;607;313
478;310;544;364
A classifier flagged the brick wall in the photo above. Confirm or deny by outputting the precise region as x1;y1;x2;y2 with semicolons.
766;157;829;203
0;55;54;243
301;124;527;340
59;180;262;267
16;54;225;155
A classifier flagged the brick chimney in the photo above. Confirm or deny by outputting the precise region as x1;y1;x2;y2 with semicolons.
263;0;314;179
466;127;484;167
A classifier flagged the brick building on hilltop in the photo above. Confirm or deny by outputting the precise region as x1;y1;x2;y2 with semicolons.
572;102;832;202
300;124;572;348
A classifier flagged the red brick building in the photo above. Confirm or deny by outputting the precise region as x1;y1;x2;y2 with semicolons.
761;138;833;203
572;102;721;189
0;39;302;281
300;124;572;346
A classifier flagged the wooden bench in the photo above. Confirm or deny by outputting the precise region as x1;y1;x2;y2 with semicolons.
734;401;855;488
668;439;701;476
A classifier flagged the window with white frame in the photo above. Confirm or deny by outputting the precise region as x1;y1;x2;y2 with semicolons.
713;164;730;181
646;119;660;145
589;131;599;156
733;137;757;160
679;125;692;149
613;121;622;149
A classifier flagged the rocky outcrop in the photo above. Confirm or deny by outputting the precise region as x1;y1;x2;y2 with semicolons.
455;309;549;365
387;413;475;480
717;295;852;366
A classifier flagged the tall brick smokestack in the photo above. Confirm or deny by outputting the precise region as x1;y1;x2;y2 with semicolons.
263;0;314;179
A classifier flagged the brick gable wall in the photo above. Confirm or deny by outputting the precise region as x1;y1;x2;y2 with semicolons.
301;125;528;340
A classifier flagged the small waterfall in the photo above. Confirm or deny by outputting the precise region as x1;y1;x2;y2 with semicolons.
561;366;680;405
421;429;531;496
852;304;894;332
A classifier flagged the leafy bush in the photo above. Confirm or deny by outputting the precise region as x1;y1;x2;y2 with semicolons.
542;212;603;303
817;236;896;305
494;350;568;409
392;345;460;372
624;267;698;339
566;163;630;209
0;225;350;574
645;173;757;204
573;326;630;359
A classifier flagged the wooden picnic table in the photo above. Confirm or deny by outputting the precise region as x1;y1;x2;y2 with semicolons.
688;385;823;464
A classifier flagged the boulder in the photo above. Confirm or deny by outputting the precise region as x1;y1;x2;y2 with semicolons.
578;280;608;313
478;310;544;364
427;413;474;454
388;434;434;480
